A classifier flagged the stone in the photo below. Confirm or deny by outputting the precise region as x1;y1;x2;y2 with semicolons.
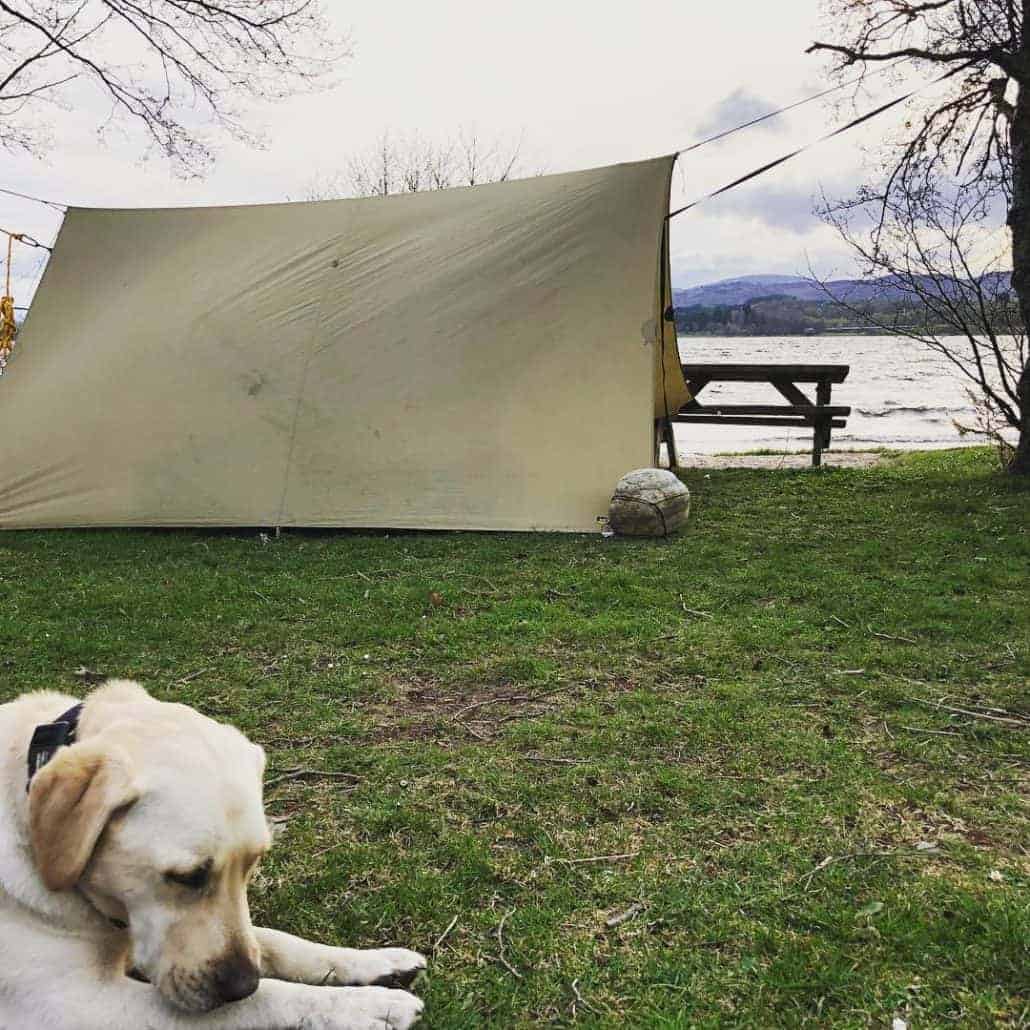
607;468;690;537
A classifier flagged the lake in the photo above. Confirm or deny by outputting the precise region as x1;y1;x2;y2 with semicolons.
675;334;1013;455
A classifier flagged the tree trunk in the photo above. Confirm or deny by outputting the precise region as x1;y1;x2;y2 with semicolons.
1007;40;1030;474
1013;362;1030;472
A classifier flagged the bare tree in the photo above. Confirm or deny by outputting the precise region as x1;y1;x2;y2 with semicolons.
314;129;528;200
0;0;346;174
809;0;1030;473
819;176;1024;461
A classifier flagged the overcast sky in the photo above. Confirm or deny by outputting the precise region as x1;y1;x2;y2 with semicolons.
1;0;956;300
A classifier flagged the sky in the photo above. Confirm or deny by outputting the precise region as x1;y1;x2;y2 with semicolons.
0;0;967;301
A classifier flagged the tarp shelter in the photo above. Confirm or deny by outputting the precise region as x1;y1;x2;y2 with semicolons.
0;155;689;532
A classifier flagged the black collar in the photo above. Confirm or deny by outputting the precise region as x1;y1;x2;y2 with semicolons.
25;701;128;930
27;702;84;790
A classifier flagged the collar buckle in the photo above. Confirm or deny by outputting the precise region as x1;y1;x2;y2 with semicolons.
27;703;83;790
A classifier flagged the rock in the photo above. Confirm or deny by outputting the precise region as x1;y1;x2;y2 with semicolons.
608;468;690;537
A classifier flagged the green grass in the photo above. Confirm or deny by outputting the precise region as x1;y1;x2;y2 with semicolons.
2;447;1028;1028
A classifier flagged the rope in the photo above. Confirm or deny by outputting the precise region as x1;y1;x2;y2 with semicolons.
668;62;973;220
0;228;44;375
0;185;67;212
0;227;51;252
677;62;906;156
1;232;19;375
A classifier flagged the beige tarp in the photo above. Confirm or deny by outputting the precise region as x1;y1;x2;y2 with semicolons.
0;154;688;532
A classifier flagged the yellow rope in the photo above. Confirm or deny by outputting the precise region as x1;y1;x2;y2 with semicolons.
1;230;24;375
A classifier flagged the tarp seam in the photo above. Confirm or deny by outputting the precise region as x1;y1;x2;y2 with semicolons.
274;256;337;528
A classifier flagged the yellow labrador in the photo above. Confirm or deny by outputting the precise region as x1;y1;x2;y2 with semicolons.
0;680;425;1029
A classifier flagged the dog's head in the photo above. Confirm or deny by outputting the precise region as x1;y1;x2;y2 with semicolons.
27;680;271;1013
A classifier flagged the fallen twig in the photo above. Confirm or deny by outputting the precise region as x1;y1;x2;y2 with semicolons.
432;915;459;953
906;697;1028;727
562;851;640;866
800;850;892;889
938;696;1024;717
869;628;918;644
458;575;503;596
495;908;522;980
450;695;531;720
522;754;586;765
570;978;601;1016
605;902;646;928
679;595;712;619
265;768;363;790
175;667;212;685
311;841;347;859
801;844;940;890
902;725;961;737
451;687;565;722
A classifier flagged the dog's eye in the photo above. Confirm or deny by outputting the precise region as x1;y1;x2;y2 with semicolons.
165;861;212;890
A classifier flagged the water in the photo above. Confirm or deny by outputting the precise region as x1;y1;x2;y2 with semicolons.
675;335;1015;454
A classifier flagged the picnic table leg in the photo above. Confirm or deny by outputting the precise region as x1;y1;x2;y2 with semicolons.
812;379;832;467
662;418;679;469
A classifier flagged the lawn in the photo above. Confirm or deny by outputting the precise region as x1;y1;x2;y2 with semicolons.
1;447;1027;1028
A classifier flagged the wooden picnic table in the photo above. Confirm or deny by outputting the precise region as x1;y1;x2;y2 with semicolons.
664;363;852;468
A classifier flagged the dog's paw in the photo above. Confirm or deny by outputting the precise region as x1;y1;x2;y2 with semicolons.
366;948;427;990
328;947;427;989
332;986;423;1029
375;987;424;1029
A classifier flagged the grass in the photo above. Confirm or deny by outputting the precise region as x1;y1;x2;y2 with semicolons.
2;447;1028;1028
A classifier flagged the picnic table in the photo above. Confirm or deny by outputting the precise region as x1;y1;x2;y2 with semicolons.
663;363;852;468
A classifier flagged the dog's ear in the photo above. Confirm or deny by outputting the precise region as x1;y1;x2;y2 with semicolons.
28;742;138;891
93;678;151;704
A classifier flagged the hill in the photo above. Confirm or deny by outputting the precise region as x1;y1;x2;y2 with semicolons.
673;273;1014;336
672;272;1011;309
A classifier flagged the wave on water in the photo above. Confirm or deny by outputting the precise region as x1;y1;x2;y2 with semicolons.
855;405;956;418
844;434;992;446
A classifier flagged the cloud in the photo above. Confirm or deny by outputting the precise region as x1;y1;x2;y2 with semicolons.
720;182;826;233
692;89;786;141
699;164;868;235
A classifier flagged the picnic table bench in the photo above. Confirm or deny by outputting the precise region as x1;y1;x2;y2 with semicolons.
663;363;852;468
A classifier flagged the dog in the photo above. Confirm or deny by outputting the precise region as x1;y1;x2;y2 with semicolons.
0;679;426;1029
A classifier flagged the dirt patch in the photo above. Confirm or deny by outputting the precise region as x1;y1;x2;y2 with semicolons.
367;676;606;743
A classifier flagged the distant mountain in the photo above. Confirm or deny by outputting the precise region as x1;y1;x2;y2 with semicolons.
673;272;1012;309
673;272;1016;337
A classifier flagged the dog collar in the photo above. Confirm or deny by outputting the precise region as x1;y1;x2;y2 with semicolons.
27;702;84;790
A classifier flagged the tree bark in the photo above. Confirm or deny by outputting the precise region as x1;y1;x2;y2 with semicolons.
1012;361;1030;472
1006;15;1030;474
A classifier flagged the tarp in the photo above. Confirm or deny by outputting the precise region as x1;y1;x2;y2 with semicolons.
0;154;688;532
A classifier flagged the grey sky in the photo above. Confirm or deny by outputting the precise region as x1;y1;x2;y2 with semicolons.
693;89;790;140
1;0;950;299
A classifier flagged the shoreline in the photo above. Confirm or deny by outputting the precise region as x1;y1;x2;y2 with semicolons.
676;450;895;469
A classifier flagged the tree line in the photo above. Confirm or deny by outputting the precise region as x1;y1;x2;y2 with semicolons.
676;292;1020;337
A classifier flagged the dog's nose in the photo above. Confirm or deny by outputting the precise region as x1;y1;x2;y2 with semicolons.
213;954;260;1004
